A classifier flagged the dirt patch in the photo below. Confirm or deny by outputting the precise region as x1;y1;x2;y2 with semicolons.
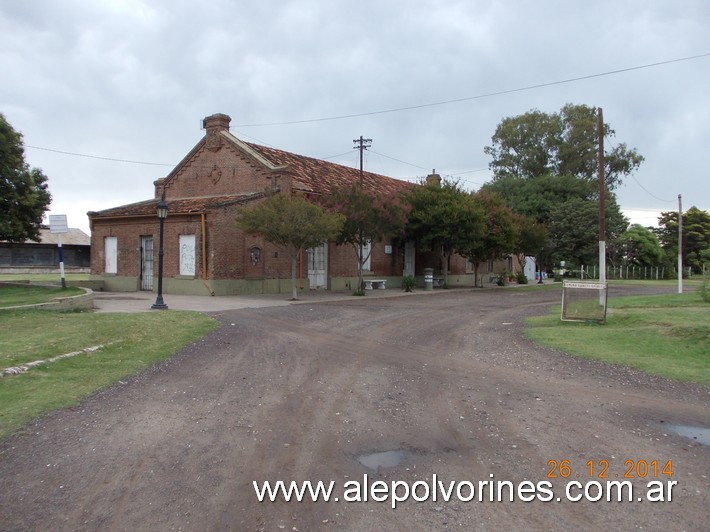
0;286;707;530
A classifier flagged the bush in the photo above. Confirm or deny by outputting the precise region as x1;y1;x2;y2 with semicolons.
401;275;416;292
496;276;506;286
516;273;528;284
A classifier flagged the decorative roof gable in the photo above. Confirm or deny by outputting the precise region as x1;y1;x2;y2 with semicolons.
89;113;413;220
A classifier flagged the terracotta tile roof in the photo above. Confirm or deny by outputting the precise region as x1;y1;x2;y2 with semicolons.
89;131;413;220
88;194;261;219
242;141;413;197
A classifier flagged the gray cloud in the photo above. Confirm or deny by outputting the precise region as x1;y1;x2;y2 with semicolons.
2;0;707;233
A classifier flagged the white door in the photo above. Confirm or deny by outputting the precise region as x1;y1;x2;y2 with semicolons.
105;236;117;274
179;234;196;276
308;243;327;289
404;241;415;276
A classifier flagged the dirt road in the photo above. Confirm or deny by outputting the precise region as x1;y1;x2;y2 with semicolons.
1;286;708;531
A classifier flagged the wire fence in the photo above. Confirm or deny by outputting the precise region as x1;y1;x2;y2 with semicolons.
572;265;694;280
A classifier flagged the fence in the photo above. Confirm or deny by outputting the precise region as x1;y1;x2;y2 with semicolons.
575;265;693;280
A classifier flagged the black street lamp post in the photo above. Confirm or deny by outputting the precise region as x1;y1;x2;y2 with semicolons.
151;199;169;310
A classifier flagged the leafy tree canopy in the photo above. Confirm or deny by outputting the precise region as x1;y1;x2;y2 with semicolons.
483;173;593;226
655;207;710;273
619;224;665;268
404;178;485;284
484;103;643;189
458;190;518;283
0;113;52;242
546;193;628;268
511;214;548;273
318;182;408;292
236;193;345;299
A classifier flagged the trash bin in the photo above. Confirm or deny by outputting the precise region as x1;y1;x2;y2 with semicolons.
423;267;434;291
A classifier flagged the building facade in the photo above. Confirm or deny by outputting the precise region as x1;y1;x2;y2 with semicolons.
88;113;480;295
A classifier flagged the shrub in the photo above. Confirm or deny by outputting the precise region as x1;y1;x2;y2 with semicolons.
401;275;416;292
516;272;528;284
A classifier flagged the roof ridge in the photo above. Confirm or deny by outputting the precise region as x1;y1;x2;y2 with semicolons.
242;139;396;181
221;131;287;171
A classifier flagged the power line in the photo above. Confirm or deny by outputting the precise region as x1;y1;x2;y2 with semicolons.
27;48;707;182
607;140;675;203
371;149;490;179
369;149;430;172
320;150;355;161
25;145;174;167
233;53;710;127
628;174;676;203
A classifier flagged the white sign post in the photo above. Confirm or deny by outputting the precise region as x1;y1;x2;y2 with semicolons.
48;215;69;289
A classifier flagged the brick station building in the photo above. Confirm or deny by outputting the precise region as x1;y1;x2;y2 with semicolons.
87;113;475;295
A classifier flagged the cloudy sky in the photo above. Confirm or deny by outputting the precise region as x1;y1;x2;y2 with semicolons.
2;0;708;235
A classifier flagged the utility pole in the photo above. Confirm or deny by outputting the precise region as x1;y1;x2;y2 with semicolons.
353;136;372;292
353;136;372;186
597;108;606;288
678;194;683;294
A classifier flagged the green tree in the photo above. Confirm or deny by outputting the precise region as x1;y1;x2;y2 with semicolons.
484;103;644;189
319;182;408;294
656;207;710;274
619;224;665;268
459;190;517;286
547;194;628;268
483;173;592;225
236;193;345;300
483;174;628;269
0;113;52;242
404;179;484;286
512;215;548;278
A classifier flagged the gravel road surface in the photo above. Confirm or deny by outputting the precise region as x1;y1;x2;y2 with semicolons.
1;286;707;531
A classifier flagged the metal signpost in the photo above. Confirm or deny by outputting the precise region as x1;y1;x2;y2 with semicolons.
48;214;69;289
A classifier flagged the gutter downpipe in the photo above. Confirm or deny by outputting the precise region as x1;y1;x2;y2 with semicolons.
201;213;215;296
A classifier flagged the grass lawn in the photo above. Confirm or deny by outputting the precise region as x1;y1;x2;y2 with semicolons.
0;284;85;306
0;309;219;440
526;289;709;385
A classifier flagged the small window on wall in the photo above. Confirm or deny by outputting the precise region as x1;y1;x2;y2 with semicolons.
104;236;117;274
179;234;196;276
487;259;494;273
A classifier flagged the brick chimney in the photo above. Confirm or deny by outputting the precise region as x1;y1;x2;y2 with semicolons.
203;113;231;151
425;169;441;186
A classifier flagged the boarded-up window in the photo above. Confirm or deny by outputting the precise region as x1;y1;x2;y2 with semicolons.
105;237;117;274
179;234;196;276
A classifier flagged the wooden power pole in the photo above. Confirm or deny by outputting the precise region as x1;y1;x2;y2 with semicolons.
597;108;606;286
353;136;372;291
